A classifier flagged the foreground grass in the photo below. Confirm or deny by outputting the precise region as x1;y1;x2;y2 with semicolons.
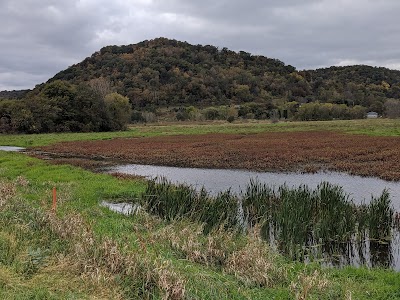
1;118;400;148
1;152;400;299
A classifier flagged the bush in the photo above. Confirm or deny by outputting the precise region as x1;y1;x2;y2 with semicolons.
204;107;220;120
227;115;235;123
131;110;145;123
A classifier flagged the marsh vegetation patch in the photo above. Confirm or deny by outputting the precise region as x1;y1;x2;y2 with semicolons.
37;131;400;181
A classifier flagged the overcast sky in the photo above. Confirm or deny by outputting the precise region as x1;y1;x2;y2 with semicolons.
1;0;400;91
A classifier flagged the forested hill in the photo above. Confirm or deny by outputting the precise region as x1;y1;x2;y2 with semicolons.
50;37;296;107
48;38;400;113
3;37;400;116
2;38;400;134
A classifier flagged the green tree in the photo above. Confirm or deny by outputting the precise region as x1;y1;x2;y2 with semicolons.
104;92;132;130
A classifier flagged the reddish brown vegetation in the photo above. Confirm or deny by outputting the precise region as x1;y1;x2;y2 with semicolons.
36;131;400;181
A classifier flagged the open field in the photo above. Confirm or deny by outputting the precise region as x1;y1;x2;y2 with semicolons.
37;130;400;181
1;118;400;148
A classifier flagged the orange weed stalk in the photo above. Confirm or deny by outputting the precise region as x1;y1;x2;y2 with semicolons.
52;187;57;212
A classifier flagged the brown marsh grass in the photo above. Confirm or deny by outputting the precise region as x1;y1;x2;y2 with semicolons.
36;131;400;181
154;221;287;288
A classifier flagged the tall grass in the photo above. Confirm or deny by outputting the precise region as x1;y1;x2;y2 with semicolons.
143;177;240;233
142;178;395;262
242;178;274;227
313;182;356;242
274;185;315;258
368;190;393;240
0;179;187;299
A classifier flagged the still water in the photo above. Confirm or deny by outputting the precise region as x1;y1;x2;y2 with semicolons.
0;146;25;152
107;163;400;270
108;164;400;210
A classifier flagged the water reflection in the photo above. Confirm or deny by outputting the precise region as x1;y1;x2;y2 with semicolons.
106;163;400;270
107;164;400;210
370;240;393;268
100;201;140;215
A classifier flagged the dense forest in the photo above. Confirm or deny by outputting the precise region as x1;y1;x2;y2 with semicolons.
1;37;400;133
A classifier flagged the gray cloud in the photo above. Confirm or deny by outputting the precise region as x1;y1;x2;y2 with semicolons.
1;0;399;90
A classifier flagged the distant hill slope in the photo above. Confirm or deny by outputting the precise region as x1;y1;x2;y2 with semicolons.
0;89;30;99
12;37;400;113
305;65;400;86
50;37;297;107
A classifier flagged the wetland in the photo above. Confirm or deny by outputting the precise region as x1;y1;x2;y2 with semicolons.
26;127;400;271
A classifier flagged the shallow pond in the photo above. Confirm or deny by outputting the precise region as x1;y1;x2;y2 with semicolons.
108;164;400;210
0;146;25;152
107;163;400;271
100;201;141;215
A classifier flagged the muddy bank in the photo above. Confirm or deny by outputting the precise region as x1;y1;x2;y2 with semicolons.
35;131;400;181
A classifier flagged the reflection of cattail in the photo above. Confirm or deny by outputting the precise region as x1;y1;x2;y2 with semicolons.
394;212;400;228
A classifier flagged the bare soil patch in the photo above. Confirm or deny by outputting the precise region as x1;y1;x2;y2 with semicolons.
36;131;400;181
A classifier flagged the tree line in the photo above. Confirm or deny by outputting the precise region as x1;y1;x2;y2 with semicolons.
0;80;131;133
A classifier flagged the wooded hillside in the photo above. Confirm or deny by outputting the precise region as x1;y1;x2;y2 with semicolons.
48;37;400;115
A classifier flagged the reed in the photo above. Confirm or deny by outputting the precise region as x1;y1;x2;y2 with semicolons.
141;178;395;263
367;190;393;240
274;185;315;258
313;182;356;242
242;178;275;227
142;178;240;233
143;177;200;221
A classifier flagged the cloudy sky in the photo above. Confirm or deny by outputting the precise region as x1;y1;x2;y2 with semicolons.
1;0;399;91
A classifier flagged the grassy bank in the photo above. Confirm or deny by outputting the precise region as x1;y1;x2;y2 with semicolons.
1;151;400;299
1;119;400;148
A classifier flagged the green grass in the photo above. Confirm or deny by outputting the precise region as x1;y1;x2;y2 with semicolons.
1;152;400;299
1;118;400;148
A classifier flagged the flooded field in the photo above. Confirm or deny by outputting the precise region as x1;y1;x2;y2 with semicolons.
37;131;400;181
103;163;400;270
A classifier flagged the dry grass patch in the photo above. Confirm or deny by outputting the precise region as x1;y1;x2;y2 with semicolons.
154;221;288;288
0;180;17;208
224;227;287;287
290;270;329;300
0;179;187;299
155;222;236;266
